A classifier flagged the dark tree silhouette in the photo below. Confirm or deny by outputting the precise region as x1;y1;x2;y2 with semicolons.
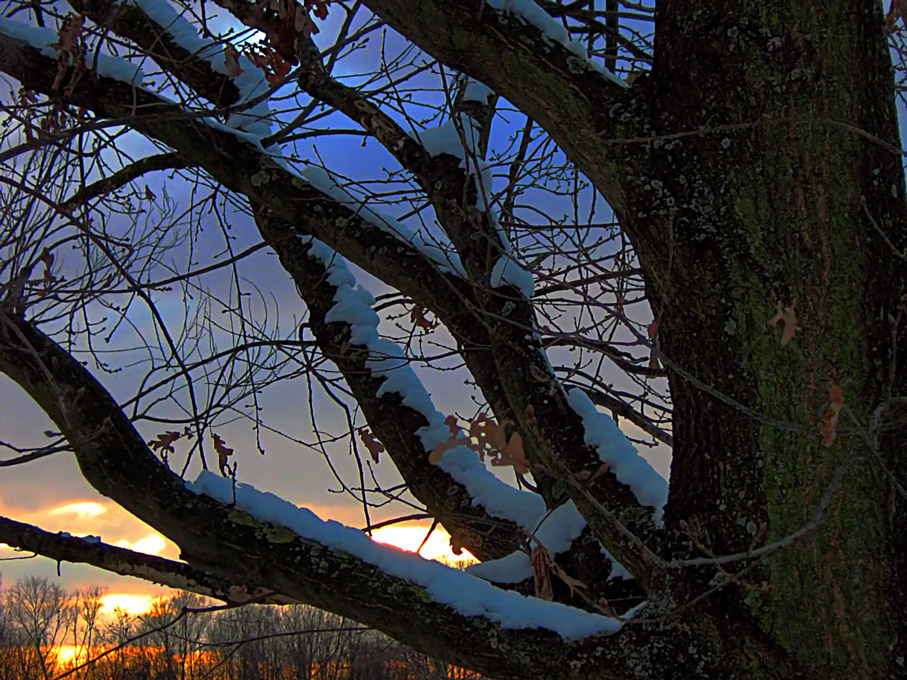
1;0;906;677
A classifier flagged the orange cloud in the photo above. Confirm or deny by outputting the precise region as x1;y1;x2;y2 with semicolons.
49;501;108;520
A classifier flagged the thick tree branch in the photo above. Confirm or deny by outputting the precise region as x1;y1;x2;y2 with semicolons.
253;207;524;561
0;310;682;679
0;33;456;316
0;515;300;605
356;0;642;202
71;0;247;108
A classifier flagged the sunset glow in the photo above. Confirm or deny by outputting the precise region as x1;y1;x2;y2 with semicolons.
49;502;107;519
370;526;473;562
100;593;157;616
55;645;80;666
115;533;167;555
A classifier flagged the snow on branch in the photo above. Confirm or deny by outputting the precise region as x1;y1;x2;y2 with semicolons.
300;166;466;276
467;501;632;584
460;77;495;104
302;236;546;530
432;446;546;531
126;0;272;136
413;101;535;298
484;0;627;88
189;470;622;639
566;388;668;524
0;16;145;85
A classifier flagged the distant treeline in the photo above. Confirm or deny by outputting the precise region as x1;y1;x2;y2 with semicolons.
0;574;484;679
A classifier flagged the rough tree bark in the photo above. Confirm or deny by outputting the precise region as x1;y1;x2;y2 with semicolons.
0;0;905;678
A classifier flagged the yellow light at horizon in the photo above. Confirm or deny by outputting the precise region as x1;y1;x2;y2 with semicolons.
100;594;156;616
116;533;166;555
55;644;80;666
370;526;473;562
49;502;107;520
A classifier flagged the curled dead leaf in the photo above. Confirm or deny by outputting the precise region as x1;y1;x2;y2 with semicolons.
450;527;482;556
531;546;554;601
224;44;244;79
213;433;234;476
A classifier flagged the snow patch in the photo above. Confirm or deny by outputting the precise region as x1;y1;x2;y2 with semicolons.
129;0;272;136
415;113;481;160
0;17;145;85
468;502;634;583
434;446;547;532
467;500;585;583
189;471;622;639
566;388;668;523
485;0;626;87
490;254;535;298
461;78;494;104
300;167;465;277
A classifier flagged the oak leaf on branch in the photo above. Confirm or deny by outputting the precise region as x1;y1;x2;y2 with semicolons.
224;44;244;79
532;545;554;601
409;304;437;331
450;527;483;556
148;431;182;454
427;415;462;464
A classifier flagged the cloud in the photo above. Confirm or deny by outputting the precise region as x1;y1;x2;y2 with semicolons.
115;534;167;556
49;502;108;520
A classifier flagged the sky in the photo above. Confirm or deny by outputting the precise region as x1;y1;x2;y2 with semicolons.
0;366;669;616
0;0;670;619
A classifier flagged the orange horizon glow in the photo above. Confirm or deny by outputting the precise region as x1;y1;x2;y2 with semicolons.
369;526;474;562
55;644;81;666
100;593;157;616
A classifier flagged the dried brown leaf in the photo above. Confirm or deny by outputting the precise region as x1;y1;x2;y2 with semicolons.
213;433;234;476
409;304;437;331
224;44;244;79
358;428;385;463
148;431;182;454
450;527;482;556
531;546;554;601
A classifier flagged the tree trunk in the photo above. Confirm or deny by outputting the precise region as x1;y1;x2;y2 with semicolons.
1;0;906;676
613;2;907;675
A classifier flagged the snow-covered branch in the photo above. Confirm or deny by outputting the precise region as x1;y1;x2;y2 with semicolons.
0;313;676;679
0;27;460;315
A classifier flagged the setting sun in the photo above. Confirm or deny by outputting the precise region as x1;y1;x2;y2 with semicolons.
100;594;157;616
54;645;80;666
370;526;473;562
